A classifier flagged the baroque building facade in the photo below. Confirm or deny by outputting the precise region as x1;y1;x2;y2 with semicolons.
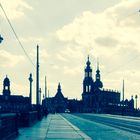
42;56;134;114
82;56;134;113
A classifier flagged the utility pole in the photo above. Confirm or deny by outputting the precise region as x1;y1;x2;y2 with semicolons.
122;80;125;115
45;76;47;98
29;73;33;105
36;45;42;120
122;80;124;107
48;89;49;98
39;88;41;105
36;45;39;105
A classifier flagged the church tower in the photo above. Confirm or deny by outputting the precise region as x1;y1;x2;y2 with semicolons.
3;76;11;96
83;56;94;94
95;60;103;89
54;83;67;113
55;83;64;98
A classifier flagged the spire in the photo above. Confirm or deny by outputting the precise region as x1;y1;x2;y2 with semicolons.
97;57;99;71
85;55;92;75
55;82;64;99
95;59;103;88
96;58;100;80
86;55;91;66
88;55;89;61
58;82;61;92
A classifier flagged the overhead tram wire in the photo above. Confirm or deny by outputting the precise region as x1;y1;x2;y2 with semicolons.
103;9;140;76
0;3;35;68
105;53;140;76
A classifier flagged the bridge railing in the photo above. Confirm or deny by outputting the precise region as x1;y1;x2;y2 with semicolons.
0;113;18;140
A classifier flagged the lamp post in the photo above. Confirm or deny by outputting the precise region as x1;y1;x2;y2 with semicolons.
36;45;39;106
0;34;3;43
39;88;41;105
28;73;33;105
122;80;125;115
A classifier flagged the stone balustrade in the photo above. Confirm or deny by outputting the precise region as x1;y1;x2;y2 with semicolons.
0;113;18;140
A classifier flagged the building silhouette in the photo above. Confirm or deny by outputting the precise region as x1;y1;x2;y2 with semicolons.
42;83;67;113
42;56;135;114
0;76;30;113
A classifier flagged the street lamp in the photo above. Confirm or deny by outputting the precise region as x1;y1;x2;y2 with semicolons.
0;34;3;43
135;95;138;111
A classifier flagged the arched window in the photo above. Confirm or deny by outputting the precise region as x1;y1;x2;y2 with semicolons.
86;86;88;92
89;85;91;91
89;72;92;77
85;72;88;77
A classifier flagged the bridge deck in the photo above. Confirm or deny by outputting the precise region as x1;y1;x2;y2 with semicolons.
16;114;91;140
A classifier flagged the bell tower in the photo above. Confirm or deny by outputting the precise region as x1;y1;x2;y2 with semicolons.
95;60;103;89
83;56;94;93
3;75;11;96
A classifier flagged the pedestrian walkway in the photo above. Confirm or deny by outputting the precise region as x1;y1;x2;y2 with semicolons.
16;114;91;140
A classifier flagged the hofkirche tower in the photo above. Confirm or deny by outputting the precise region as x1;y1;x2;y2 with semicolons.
83;56;94;94
82;56;120;113
94;60;103;89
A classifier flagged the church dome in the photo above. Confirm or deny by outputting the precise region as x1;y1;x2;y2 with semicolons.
94;80;103;89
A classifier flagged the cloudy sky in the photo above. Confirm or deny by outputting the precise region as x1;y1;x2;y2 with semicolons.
0;0;140;108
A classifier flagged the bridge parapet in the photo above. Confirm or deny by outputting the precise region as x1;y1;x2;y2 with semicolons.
19;111;38;127
0;113;18;140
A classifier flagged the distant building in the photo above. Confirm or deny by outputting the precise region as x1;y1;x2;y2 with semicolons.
43;56;135;115
0;76;30;113
42;83;68;113
68;99;83;113
82;56;134;113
